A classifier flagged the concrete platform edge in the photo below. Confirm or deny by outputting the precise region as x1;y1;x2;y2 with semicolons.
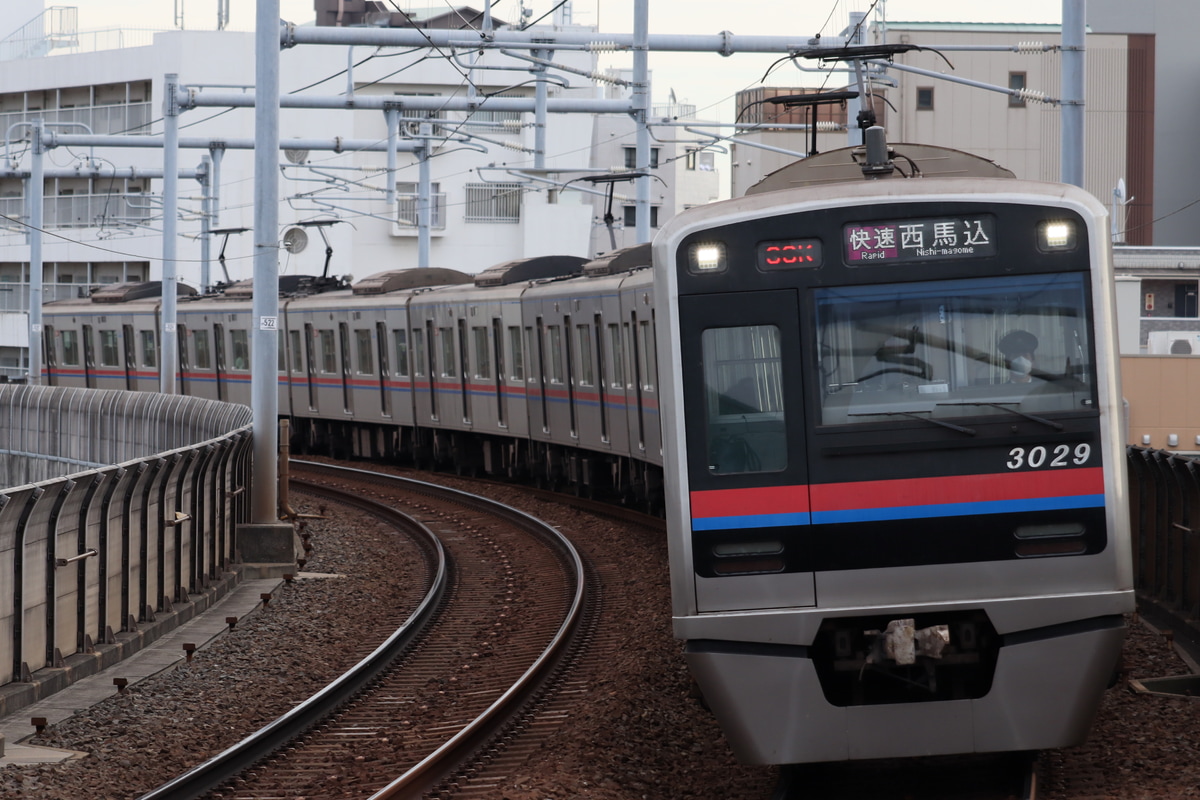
0;568;245;721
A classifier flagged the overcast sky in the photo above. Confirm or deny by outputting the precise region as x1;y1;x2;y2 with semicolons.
62;0;1063;123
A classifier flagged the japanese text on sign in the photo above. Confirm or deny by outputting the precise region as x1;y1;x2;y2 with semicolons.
844;215;996;263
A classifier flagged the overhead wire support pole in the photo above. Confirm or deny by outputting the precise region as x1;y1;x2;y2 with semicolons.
417;123;431;268
1061;0;1085;187
251;0;282;527
161;73;181;395
200;154;213;292
28;119;44;386
633;0;650;244
534;49;548;170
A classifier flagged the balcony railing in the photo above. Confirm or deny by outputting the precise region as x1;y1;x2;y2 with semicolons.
0;193;155;229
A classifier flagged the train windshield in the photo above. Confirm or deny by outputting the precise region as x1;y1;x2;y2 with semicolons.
815;273;1095;426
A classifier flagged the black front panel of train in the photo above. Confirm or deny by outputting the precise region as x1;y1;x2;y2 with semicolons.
676;199;1108;577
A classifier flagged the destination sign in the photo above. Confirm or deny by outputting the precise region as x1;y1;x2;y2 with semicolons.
844;215;996;264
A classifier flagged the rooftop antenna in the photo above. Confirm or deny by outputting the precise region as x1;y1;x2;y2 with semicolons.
211;226;250;285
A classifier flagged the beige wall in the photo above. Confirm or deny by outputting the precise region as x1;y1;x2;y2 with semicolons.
1121;356;1200;449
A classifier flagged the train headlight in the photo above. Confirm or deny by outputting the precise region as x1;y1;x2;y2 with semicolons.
688;242;727;273
1038;220;1076;251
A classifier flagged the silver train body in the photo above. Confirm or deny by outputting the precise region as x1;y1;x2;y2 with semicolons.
653;173;1133;764
41;144;1134;767
41;253;664;506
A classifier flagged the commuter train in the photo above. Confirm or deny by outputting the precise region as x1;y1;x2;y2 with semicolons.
39;138;1133;768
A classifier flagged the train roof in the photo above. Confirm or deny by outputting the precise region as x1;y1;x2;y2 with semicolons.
218;274;350;299
88;281;197;304
474;255;586;287
746;143;1015;194
583;243;651;277
352;268;473;295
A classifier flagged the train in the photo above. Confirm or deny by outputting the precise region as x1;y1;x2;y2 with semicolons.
39;135;1133;773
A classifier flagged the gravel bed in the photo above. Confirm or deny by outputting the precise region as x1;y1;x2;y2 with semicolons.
1;471;1197;800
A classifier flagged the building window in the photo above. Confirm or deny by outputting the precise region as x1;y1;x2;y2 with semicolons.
916;87;934;110
464;182;522;223
623;205;660;228
686;150;715;171
395;181;445;229
623;146;660;169
1008;72;1027;108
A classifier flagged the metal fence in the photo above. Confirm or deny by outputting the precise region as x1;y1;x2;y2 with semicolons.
0;386;252;688
1127;446;1200;619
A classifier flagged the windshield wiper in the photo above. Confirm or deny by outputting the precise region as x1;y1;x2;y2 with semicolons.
936;401;1063;431
847;410;976;436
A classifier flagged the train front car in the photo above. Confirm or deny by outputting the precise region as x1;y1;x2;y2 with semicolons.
653;177;1133;765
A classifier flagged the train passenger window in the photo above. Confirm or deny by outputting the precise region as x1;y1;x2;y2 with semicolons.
194;330;211;369
61;329;80;365
411;329;425;377
439;327;457;377
100;330;120;367
576;324;594;386
393;330;409;377
140;330;157;368
703;325;786;474
320;329;336;373
508;326;523;381
608;324;624;390
289;330;304;373
639;320;657;391
547;325;564;384
815;274;1095;426
473;326;491;379
355;329;374;374
231;329;250;370
277;335;287;372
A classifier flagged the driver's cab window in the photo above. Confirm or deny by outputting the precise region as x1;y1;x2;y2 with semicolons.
816;274;1094;426
703;325;786;474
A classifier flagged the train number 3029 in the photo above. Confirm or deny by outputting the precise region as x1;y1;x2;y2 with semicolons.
1006;443;1091;470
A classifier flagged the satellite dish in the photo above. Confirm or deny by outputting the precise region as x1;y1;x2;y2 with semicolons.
284;141;309;164
282;227;309;254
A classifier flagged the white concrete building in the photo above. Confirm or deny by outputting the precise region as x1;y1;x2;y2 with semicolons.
0;3;718;378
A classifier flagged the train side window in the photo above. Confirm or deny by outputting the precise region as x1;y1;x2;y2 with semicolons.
277;334;287;372
231;329;250;370
439;326;457;377
703;324;787;474
178;325;189;370
355;328;374;374
289;330;304;373
411;329;425;377
508;326;524;381
61;329;80;365
639;319;657;392
319;329;336;373
376;323;390;377
473;326;491;379
576;324;594;387
393;330;409;377
194;330;211;369
140;330;157;368
608;324;624;390
547;325;564;384
100;330;120;367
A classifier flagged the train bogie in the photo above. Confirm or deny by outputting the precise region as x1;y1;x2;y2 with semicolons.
654;174;1134;765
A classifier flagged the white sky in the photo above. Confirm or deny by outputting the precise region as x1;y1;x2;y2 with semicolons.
62;0;1063;123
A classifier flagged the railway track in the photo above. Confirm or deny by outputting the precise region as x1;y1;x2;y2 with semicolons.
138;461;591;800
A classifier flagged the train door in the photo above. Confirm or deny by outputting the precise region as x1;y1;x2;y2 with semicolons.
303;323;319;411
376;322;391;418
594;314;609;443
338;322;353;414
678;290;814;611
563;315;577;438
122;324;136;389
424;320;438;420
534;317;549;434
213;324;227;401
492;318;507;427
42;326;56;385
457;319;469;424
81;324;96;388
177;324;190;395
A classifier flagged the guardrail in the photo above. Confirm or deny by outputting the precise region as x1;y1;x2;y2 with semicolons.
0;385;252;689
1127;446;1200;619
